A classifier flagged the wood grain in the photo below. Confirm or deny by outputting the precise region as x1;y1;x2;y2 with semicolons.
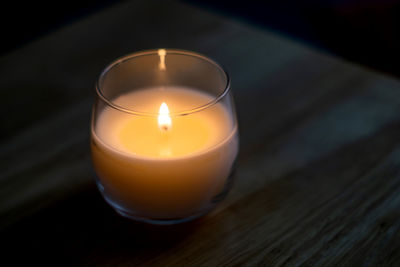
1;0;400;266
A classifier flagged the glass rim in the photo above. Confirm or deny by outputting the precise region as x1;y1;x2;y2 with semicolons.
95;49;231;117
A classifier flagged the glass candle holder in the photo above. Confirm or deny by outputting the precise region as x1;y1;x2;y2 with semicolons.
91;49;239;224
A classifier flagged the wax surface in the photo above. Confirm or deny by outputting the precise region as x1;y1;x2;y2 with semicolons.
96;86;232;158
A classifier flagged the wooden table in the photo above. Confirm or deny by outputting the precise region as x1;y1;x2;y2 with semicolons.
2;1;400;265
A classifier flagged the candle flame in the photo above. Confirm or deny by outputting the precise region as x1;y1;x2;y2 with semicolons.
158;49;166;70
158;102;171;131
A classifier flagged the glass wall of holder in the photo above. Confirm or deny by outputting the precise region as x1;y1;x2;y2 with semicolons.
91;49;239;225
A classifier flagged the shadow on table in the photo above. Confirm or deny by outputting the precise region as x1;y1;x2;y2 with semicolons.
0;182;206;265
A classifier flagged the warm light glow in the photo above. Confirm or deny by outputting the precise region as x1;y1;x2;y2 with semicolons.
158;102;171;131
158;49;166;70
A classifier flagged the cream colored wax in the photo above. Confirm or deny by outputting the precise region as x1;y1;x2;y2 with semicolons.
91;86;238;219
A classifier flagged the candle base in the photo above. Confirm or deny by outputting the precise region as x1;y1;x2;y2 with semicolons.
114;207;215;225
100;185;220;225
95;165;237;225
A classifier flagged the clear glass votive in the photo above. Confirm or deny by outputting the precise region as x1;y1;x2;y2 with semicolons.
91;49;239;224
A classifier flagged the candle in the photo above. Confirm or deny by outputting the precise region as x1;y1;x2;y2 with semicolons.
91;49;239;224
91;86;238;219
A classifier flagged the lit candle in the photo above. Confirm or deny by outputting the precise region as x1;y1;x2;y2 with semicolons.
91;86;238;220
91;49;238;223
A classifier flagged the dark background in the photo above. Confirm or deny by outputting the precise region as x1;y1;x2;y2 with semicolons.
1;0;399;77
